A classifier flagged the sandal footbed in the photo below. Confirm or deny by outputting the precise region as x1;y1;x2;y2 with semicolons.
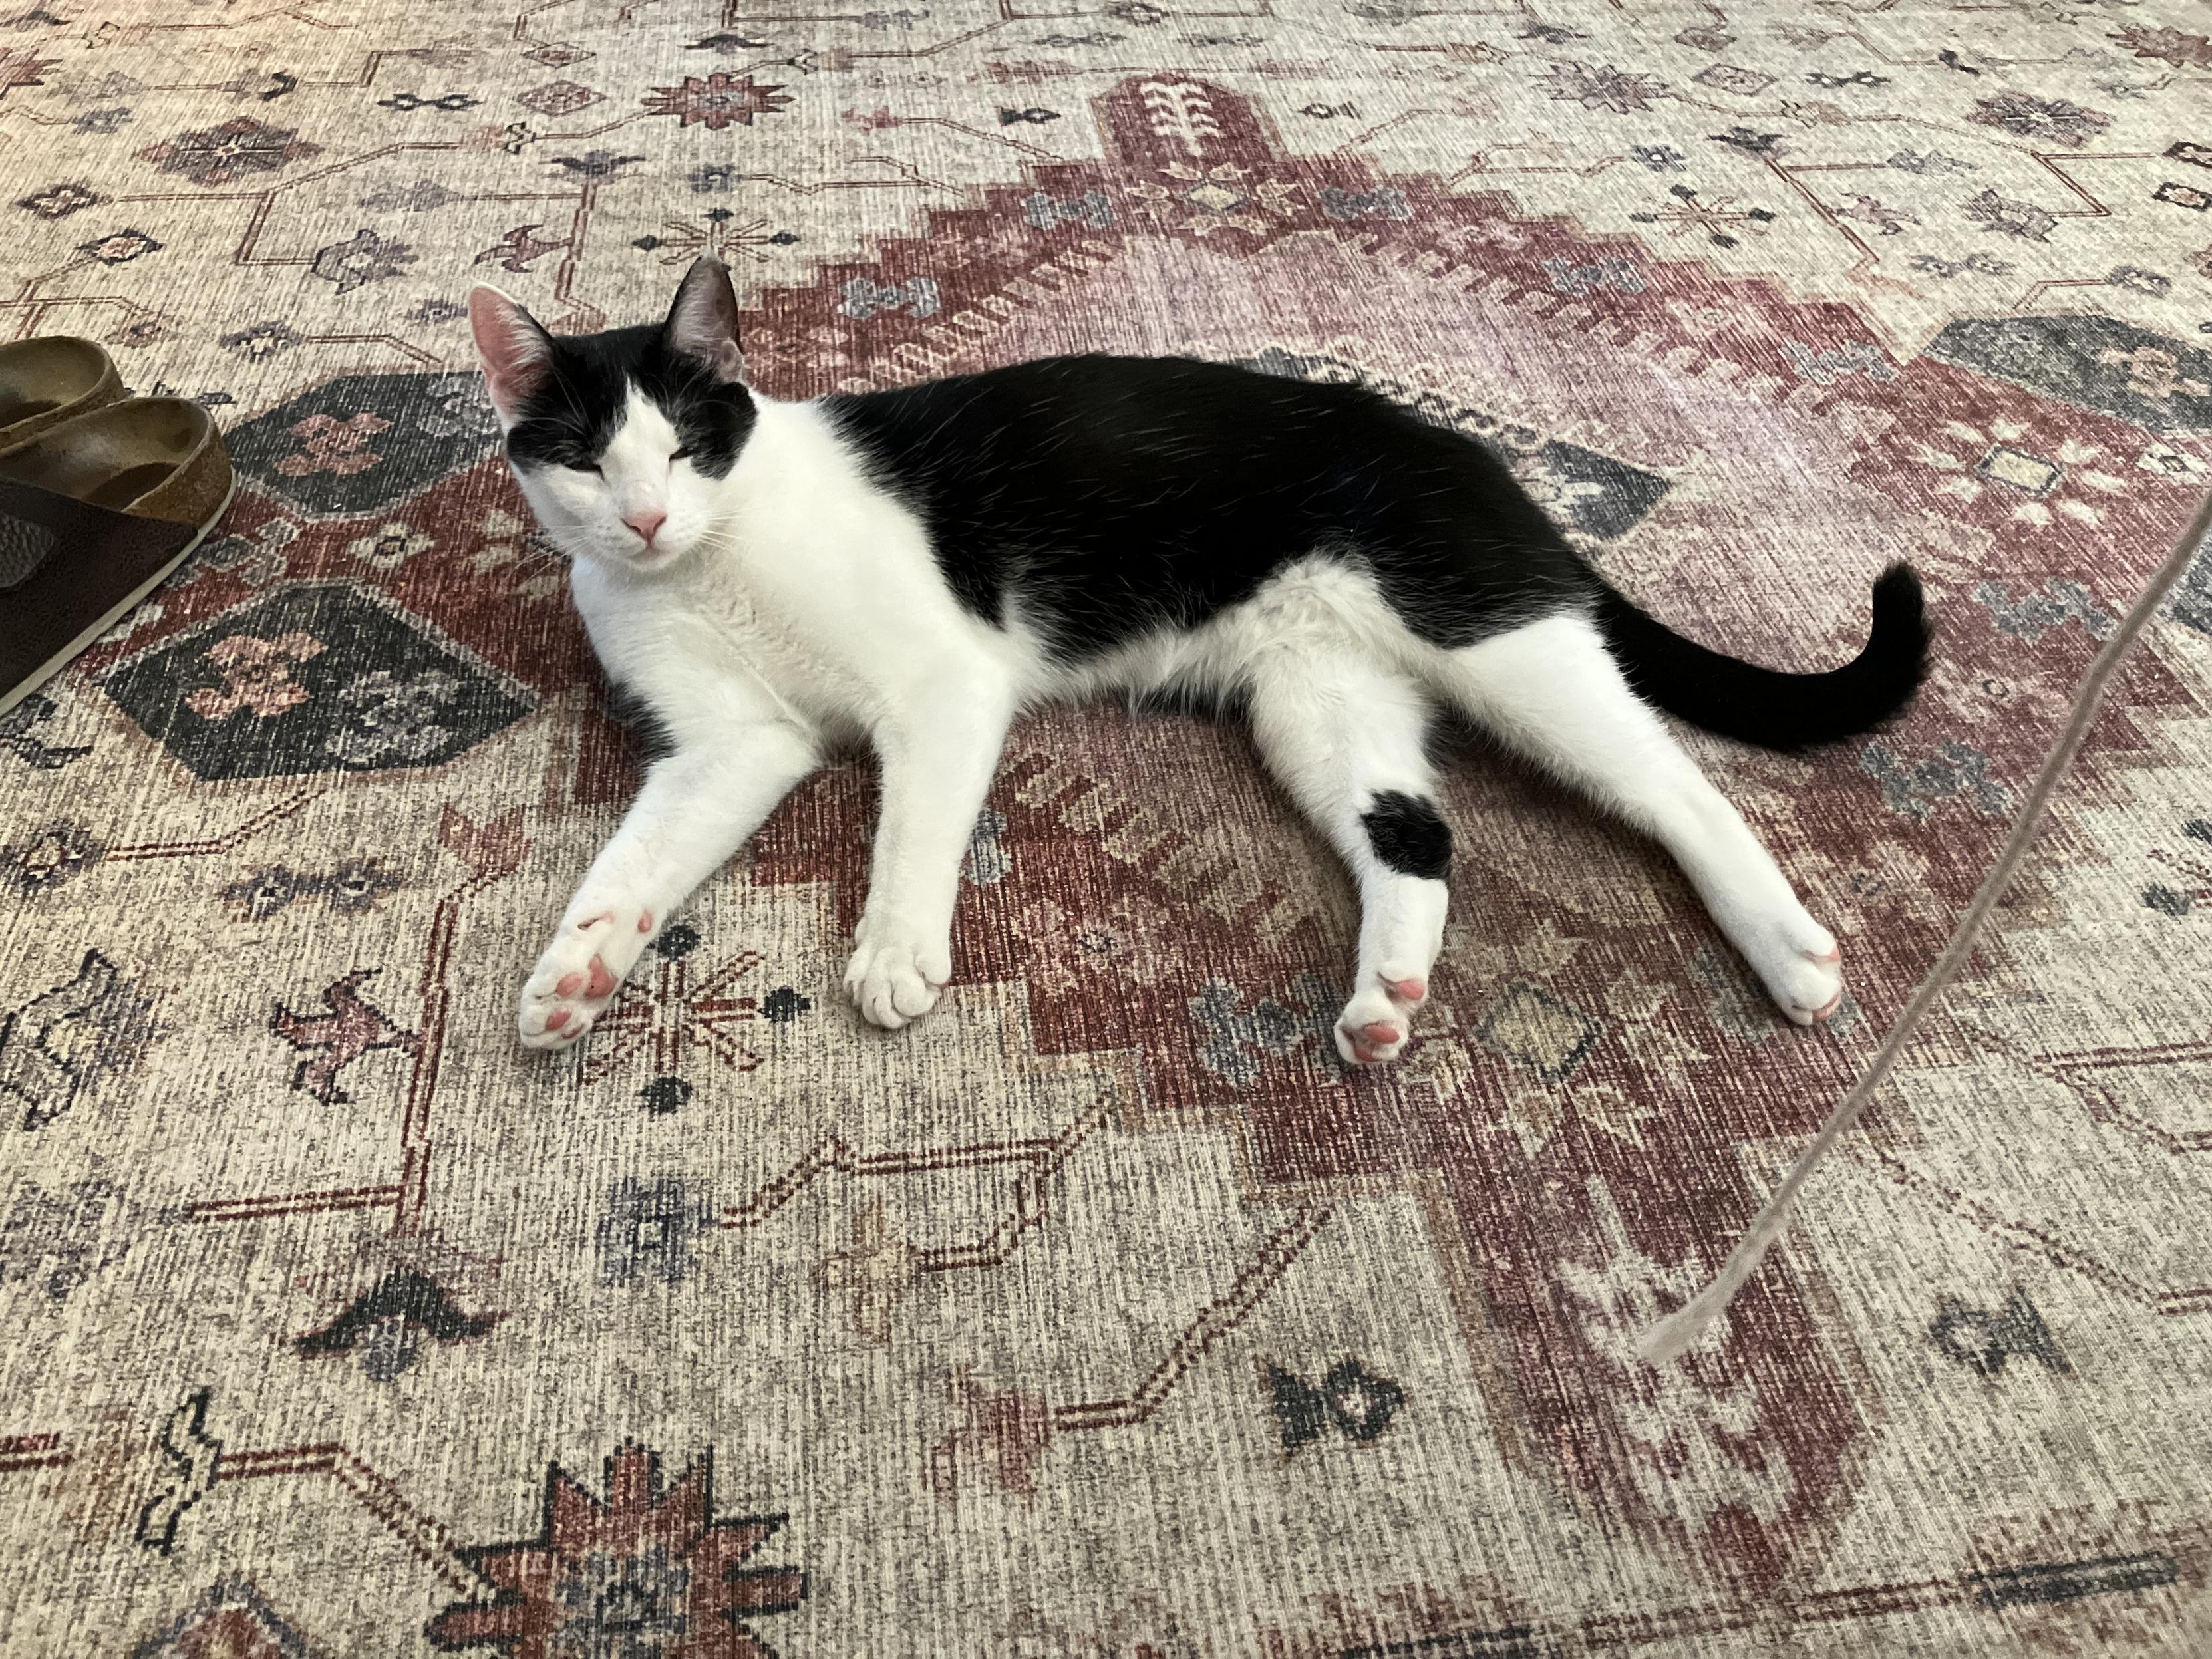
0;396;231;526
0;337;124;447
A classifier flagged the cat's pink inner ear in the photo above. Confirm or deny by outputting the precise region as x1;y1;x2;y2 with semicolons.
469;285;552;420
664;255;745;382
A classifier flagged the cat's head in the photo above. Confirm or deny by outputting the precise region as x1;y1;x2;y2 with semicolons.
468;257;756;573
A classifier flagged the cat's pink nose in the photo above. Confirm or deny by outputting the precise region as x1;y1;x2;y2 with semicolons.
624;508;667;545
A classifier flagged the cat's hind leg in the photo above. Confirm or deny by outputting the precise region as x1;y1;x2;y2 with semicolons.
1434;610;1843;1024
1243;650;1450;1066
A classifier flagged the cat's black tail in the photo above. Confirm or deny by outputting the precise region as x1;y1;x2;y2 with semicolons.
1591;563;1931;751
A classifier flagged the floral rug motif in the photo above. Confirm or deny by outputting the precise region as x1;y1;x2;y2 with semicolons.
2;1;2211;1653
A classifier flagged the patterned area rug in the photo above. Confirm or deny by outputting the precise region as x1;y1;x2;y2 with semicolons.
3;1;2211;1652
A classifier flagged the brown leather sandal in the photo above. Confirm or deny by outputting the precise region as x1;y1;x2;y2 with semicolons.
0;396;236;719
0;336;124;450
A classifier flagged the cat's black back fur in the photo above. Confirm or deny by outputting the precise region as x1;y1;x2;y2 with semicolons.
824;354;1593;659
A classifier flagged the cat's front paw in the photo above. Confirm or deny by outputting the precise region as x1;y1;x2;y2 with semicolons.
844;922;950;1031
518;906;656;1050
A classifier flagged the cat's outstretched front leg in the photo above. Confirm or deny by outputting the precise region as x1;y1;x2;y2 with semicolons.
848;677;1015;1030
520;722;819;1050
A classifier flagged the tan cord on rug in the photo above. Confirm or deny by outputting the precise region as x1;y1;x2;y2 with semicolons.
1639;488;2212;1368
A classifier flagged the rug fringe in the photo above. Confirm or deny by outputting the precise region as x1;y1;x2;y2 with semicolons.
1639;488;2212;1369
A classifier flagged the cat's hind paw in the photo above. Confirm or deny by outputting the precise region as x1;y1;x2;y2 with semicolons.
1334;972;1427;1066
1744;911;1845;1027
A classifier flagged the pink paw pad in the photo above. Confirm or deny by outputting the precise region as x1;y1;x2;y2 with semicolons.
638;912;653;933
585;959;617;999
1386;978;1426;1004
545;1008;570;1031
1805;947;1841;965
1812;991;1843;1022
555;971;586;998
1361;1022;1402;1046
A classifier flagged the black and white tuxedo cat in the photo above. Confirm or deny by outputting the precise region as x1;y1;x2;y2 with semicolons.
470;257;1926;1066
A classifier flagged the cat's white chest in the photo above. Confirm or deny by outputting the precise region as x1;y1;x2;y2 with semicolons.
569;555;834;739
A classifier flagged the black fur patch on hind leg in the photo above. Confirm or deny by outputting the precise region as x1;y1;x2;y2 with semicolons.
1362;791;1451;880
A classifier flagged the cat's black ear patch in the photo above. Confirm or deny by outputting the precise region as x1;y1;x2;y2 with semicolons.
1362;791;1451;880
664;255;744;382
